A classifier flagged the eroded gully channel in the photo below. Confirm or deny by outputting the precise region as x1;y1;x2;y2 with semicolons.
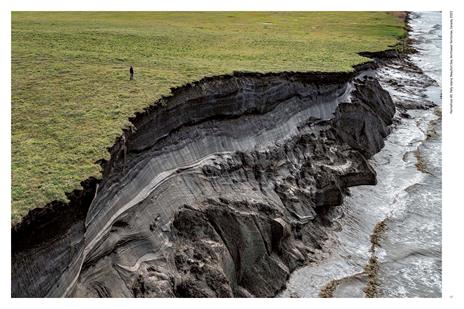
280;11;442;298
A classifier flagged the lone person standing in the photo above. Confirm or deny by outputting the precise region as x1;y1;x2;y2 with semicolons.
129;65;134;80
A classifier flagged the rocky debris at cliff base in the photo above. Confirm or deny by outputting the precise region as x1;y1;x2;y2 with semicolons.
376;58;438;111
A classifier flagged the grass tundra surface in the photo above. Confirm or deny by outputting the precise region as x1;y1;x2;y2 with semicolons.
11;12;405;223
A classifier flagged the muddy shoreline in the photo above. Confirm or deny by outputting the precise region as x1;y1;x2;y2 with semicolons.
280;11;441;298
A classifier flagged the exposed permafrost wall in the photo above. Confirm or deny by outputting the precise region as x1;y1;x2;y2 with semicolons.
12;58;397;297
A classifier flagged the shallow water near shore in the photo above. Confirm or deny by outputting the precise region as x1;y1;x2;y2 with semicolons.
280;11;442;298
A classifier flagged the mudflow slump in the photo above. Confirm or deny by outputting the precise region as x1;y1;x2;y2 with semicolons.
280;11;442;298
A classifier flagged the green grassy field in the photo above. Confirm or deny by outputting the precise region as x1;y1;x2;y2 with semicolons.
11;12;405;223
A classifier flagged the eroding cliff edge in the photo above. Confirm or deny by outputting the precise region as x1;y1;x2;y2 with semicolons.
12;62;397;297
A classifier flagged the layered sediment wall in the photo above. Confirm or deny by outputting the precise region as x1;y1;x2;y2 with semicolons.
12;59;397;297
